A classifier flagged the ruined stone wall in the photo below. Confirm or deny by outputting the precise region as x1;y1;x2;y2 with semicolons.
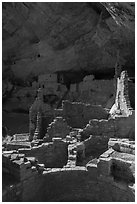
110;71;133;117
4;142;31;151
98;139;135;183
62;100;109;128
119;71;132;114
46;117;71;141
41;116;54;136
18;140;68;168
38;73;68;97
114;111;135;139
68;77;115;107
81;112;135;140
81;119;115;140
79;77;115;107
108;138;135;155
84;135;109;157
128;81;135;109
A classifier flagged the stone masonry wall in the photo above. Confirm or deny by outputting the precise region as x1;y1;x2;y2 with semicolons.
78;77;115;107
18;139;68;168
114;111;135;139
80;111;135;140
46;117;71;141
84;135;109;157
62;100;109;128
97;139;135;183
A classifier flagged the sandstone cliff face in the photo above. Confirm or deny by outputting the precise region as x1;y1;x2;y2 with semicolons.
2;2;135;113
3;2;134;79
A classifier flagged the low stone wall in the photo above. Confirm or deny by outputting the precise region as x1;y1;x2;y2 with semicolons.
108;138;135;155
4;141;31;151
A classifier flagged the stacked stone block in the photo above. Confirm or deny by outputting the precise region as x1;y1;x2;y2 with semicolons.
108;138;135;155
66;143;77;167
4;141;31;151
97;140;135;184
2;150;45;182
2;150;46;202
33;111;41;140
12;133;30;142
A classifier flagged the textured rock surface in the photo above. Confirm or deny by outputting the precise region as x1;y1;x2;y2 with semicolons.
3;3;135;91
102;2;135;31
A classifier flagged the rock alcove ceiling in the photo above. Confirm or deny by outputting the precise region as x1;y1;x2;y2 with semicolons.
2;2;135;134
3;2;135;80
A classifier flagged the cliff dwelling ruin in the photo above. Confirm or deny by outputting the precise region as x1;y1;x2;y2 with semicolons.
2;2;135;202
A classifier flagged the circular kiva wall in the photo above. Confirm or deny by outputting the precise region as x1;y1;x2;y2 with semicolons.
22;167;134;202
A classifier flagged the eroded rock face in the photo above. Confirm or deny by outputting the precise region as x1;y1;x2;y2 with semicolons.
3;2;134;81
101;2;135;31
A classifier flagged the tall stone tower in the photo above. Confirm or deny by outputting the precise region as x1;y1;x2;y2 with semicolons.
29;88;44;141
33;111;42;140
110;70;133;117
